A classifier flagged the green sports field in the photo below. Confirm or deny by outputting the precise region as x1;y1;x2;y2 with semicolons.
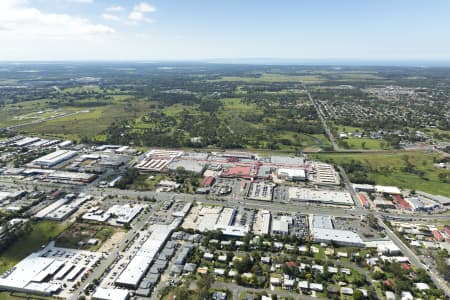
311;151;450;197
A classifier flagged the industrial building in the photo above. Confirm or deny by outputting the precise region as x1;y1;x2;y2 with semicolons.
309;214;364;246
49;170;97;183
135;149;183;172
0;242;100;296
288;188;354;206
416;191;450;207
0;135;24;146
272;217;291;236
270;155;305;166
357;193;371;209
183;205;249;237
82;204;145;225
182;152;210;161
32;150;77;168
220;165;256;179
115;222;176;288
202;176;215;187
373;199;395;210
0;190;26;202
247;182;275;201
39;195;92;221
215;207;236;227
135;157;169;172
214;225;248;237
309;162;340;185
256;166;273;179
2;167;95;184
167;159;205;174
58;140;73;148
92;288;129;300
221;151;255;160
377;242;401;256
97;155;129;168
353;184;376;193
29;139;49;147
194;205;222;232
311;228;365;247
311;215;333;229
375;185;402;195
35;196;72;219
14;137;40;147
277;168;306;181
172;202;192;218
253;210;271;235
392;195;412;210
404;197;438;211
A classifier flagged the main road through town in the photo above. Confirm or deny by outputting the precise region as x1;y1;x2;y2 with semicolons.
1;176;450;297
69;203;162;300
0;177;448;222
305;87;339;151
377;216;450;296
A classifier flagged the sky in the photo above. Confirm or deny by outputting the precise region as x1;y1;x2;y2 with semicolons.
1;0;450;62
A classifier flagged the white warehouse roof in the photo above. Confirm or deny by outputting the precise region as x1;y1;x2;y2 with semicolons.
312;215;333;229
33;150;77;167
375;185;402;195
288;188;354;206
277;168;306;179
312;228;364;247
93;288;129;300
115;224;173;288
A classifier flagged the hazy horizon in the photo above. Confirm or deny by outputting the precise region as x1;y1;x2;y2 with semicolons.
1;58;450;67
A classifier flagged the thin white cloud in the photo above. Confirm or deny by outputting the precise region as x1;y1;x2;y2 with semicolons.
105;5;124;12
102;13;121;22
134;2;156;13
128;2;156;24
0;0;114;39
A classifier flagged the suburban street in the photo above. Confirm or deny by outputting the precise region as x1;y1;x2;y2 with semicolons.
305;88;339;151
69;204;162;300
378;216;450;296
211;282;320;300
1;166;450;298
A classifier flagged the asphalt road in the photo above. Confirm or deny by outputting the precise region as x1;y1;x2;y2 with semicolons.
338;165;362;208
305;88;339;151
2;175;450;297
3;111;87;131
211;281;322;300
378;216;450;296
69;205;161;300
1;178;448;222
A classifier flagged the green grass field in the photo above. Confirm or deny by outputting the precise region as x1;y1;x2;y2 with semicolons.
345;138;391;150
335;72;386;80
221;98;259;112
0;221;67;274
209;71;389;84
210;73;325;83
17;100;154;141
0;292;51;300
311;151;450;197
0;99;59;128
55;223;116;251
